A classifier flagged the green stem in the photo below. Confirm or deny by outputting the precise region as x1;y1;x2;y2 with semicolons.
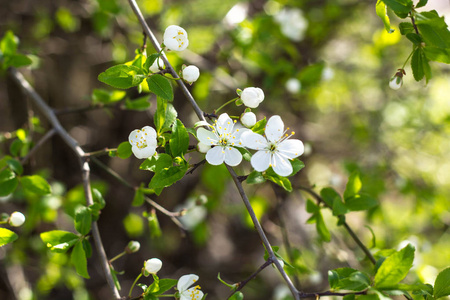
215;97;239;114
109;251;126;263
401;48;415;70
129;273;143;298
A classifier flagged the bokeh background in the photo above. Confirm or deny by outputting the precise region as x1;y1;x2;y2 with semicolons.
1;0;450;299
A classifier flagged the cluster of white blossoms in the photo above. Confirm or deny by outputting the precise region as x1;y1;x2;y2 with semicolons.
177;274;204;300
274;8;308;42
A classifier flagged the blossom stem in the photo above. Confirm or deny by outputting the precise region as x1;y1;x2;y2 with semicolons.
401;48;415;70
128;273;143;298
215;97;239;114
109;251;126;263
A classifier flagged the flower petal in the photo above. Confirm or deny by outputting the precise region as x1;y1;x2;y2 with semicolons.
128;129;142;144
277;139;304;159
265;115;284;143
240;131;267;150
216;113;232;135
197;128;218;145
141;126;157;140
177;274;199;292
205;146;225;165
132;145;156;159
224;147;242;166
272;152;293;176
250;150;271;172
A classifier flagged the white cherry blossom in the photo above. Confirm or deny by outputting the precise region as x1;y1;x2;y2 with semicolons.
182;65;200;84
9;211;25;227
149;57;165;73
241;87;265;108
196;113;248;166
241;115;304;176
177;274;204;300
163;25;189;51
128;126;157;159
389;75;403;90
144;258;162;274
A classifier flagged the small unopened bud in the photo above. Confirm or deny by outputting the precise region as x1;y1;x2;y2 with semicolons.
197;142;211;153
149;57;165;73
389;69;405;90
144;258;162;274
240;112;257;128
182;65;200;84
285;78;301;94
9;211;25;227
125;241;141;254
196;195;208;206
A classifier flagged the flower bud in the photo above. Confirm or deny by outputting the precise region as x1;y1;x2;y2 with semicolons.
182;65;200;84
125;241;140;254
197;142;211;153
240;112;257;128
163;25;189;51
144;258;162;274
9;211;25;227
285;78;301;94
389;75;403;90
149;57;165;73
240;87;264;108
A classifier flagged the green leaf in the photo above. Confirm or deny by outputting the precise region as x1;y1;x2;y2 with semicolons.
140;153;173;172
151;278;177;296
229;292;244;300
0;228;18;247
170;119;190;157
98;64;146;89
399;22;414;35
246;171;266;184
148;163;188;193
423;47;450;64
4;54;32;68
0;30;18;55
40;230;79;253
92;89;126;104
382;0;413;17
411;48;432;82
415;0;427;8
117;141;132;159
20;175;52;195
320;187;342;208
374;244;415;288
125;96;151;111
0;169;18;197
92;188;106;210
154;98;178;134
306;199;319;213
251;117;267;135
147;209;162;238
289;159;305;176
434;267;450;299
74;206;92;235
133;187;145;206
328;268;370;291
343;172;362;200
332;197;349;216
315;210;331;242
71;241;90;278
264;168;292;192
415;11;450;49
6;159;23;175
147;75;173;101
82;239;92;258
345;194;378;211
376;0;394;33
406;33;422;45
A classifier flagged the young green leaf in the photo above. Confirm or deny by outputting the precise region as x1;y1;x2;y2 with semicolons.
411;48;432;82
170;119;190;157
144;53;160;72
415;0;427;8
423;47;450;64
74;206;92;235
0;228;18;247
0;169;18;197
148;163;189;193
98;64;146;89
246;171;266;184
434;267;450;299
345;194;378;211
147;209;162;238
415;11;450;49
381;0;413;18
376;0;394;33
399;22;414;35
125;96;151;111
343;172;362;200
289;159;305;176
40;230;79;253
21;175;52;195
140;153;173;172
0;30;18;55
315;210;331;242
374;244;415;288
133;187;145;206
91;89;126;104
6;159;23;175
147;74;173;101
71;241;90;278
320;187;342;208
328;268;370;291
117;141;132;159
229;292;244;300
264;169;293;192
251;117;267;135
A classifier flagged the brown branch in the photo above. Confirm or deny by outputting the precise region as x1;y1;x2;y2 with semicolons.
20;128;56;165
228;260;272;299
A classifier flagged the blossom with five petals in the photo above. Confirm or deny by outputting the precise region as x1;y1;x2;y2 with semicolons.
241;115;304;176
196;113;248;166
128;126;157;159
177;274;204;300
163;25;189;51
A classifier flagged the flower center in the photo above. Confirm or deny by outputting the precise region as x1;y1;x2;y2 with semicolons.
269;143;277;152
219;138;228;146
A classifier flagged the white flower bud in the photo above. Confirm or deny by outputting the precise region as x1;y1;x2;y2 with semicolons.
9;211;25;227
126;241;140;253
144;258;162;274
389;75;403;90
182;65;200;84
240;112;257;128
285;78;301;94
197;142;211;153
241;87;264;108
163;25;189;51
149;57;165;73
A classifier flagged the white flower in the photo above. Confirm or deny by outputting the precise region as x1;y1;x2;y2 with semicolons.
178;274;204;300
144;258;162;274
197;142;211;153
274;8;308;42
128;126;157;159
9;211;25;227
196;113;248;166
241;115;304;176
285;78;301;94
241;87;264;108
389;75;403;90
240;112;257;128
163;25;189;51
149;57;165;73
182;65;200;84
126;241;140;253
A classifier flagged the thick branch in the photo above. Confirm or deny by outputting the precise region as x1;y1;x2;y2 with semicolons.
9;68;121;299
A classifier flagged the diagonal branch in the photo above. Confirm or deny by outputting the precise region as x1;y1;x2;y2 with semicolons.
8;68;121;300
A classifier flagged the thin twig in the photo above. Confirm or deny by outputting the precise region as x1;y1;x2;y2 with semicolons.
228;260;272;299
299;290;368;298
9;68;121;299
186;159;206;175
20;128;56;165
